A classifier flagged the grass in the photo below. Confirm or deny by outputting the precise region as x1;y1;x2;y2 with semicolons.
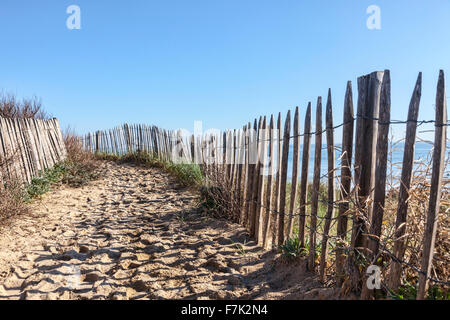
233;242;247;256
0;177;28;225
279;236;307;260
24;158;99;201
388;282;450;300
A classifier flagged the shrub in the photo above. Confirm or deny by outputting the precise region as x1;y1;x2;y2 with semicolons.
0;178;28;225
0;92;50;119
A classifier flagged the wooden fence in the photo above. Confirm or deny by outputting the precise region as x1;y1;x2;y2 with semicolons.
82;70;448;299
0;117;67;184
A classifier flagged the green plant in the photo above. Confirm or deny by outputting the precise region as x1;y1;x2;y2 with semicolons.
233;241;247;256
279;236;307;260
25;165;65;200
387;282;449;300
165;162;203;187
388;282;417;300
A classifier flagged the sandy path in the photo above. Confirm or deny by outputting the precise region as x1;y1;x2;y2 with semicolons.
0;162;339;300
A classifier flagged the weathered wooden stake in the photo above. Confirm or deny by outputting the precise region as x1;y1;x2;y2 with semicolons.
277;110;291;245
299;103;312;247
309;97;322;271
287;107;300;238
336;81;354;285
361;70;391;299
417;70;447;300
320;89;336;282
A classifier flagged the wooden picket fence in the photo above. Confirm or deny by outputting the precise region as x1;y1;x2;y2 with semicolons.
82;69;448;299
0;117;67;184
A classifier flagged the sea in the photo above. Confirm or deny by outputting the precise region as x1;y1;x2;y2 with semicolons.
280;142;449;181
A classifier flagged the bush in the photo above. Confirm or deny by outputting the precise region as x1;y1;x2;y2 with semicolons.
0;92;50;119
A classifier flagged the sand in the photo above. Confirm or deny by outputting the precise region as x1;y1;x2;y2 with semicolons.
0;161;345;300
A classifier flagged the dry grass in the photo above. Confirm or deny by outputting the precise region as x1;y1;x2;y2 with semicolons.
336;138;449;298
0;156;28;225
198;164;242;222
0;92;50;120
61;129;100;187
381;141;449;297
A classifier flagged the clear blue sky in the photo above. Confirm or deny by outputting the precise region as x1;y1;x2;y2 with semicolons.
0;0;449;141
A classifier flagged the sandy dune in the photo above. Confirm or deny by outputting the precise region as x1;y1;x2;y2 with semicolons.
0;162;340;300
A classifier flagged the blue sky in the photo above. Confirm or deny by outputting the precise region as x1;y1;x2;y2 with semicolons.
0;0;449;141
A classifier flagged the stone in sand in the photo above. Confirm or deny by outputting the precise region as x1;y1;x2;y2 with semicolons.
84;273;99;283
227;275;242;286
128;262;141;269
132;280;148;292
79;245;89;254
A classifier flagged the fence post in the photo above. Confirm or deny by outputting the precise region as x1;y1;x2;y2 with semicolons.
299;103;312;247
277;110;291;245
237;129;245;221
417;70;447;300
255;116;268;244
309;97;322;271
361;70;391;299
124;123;132;154
249;117;263;237
245;119;257;230
263;115;275;249
336;81;354;285
272;113;282;247
287;106;301;238
387;73;422;291
352;71;384;262
320;89;336;282
242;123;251;226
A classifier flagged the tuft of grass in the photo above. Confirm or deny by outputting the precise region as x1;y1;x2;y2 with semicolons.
165;162;203;186
279;236;307;260
233;242;247;256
